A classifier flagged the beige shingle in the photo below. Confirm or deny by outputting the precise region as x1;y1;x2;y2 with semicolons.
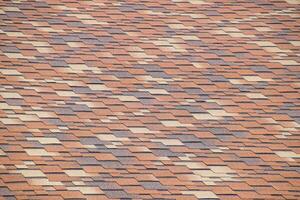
56;91;76;97
246;93;267;99
25;149;58;156
193;113;221;120
97;134;129;141
210;166;234;174
182;191;218;199
161;120;192;127
290;41;300;46
64;170;91;177
115;95;139;102
1;92;22;99
68;186;103;194
18;170;46;177
140;89;169;95
27;137;61;144
129;127;151;133
30;178;63;186
243;76;272;82
275;151;300;158
151;139;184;146
88;84;109;91
0;69;21;75
208;110;236;117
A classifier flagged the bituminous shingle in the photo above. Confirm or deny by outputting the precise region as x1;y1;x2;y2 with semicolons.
1;0;299;199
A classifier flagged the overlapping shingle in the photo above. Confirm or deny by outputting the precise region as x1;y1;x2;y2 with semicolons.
0;0;300;199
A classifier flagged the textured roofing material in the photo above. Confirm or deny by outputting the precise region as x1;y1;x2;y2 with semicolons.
0;0;300;199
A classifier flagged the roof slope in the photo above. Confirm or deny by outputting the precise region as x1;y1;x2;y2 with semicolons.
0;0;299;199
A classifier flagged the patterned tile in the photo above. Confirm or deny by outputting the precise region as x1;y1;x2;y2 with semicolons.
0;0;299;199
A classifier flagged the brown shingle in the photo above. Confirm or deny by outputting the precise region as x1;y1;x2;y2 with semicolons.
0;0;299;199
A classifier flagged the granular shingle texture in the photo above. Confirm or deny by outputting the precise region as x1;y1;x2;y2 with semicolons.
0;0;300;199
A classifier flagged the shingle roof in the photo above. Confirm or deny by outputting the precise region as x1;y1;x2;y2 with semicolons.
0;0;299;199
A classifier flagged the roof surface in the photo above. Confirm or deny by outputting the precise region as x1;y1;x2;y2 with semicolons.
0;0;300;199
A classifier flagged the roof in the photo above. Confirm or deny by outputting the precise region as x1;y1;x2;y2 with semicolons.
0;0;299;199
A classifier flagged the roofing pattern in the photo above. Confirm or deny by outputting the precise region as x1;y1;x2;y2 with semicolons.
0;0;300;199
